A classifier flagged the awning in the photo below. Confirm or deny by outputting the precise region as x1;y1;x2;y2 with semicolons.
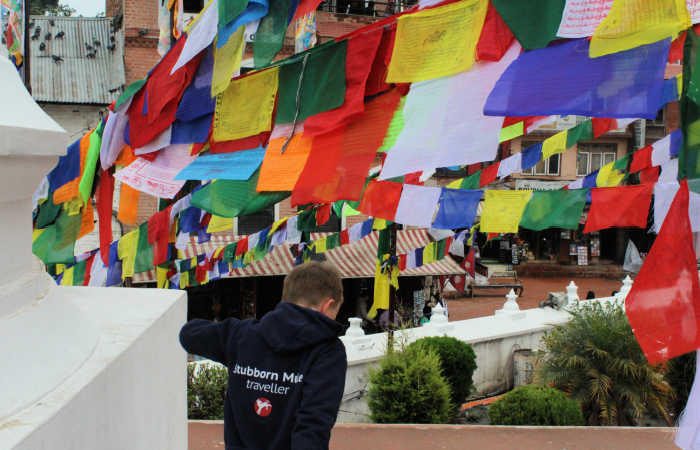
132;228;465;283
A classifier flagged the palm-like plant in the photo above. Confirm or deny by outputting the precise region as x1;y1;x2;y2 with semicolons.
536;301;672;425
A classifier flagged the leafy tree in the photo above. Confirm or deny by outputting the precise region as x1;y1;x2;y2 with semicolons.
30;2;76;17
489;385;584;426
536;301;672;425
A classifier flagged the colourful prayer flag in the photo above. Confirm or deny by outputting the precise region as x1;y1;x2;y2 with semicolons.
481;190;533;233
520;189;588;231
583;184;654;233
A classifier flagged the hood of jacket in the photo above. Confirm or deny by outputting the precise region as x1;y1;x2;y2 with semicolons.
257;301;343;353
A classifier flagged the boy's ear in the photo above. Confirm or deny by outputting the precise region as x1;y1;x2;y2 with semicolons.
318;297;340;318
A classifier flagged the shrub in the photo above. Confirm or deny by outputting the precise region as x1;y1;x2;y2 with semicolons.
667;351;696;417
536;301;672;425
367;346;453;424
188;362;228;420
406;336;477;405
488;385;585;426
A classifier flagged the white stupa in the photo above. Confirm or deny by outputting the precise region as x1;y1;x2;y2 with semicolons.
0;56;187;449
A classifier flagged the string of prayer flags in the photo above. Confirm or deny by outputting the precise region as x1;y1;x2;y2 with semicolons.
519;189;588;231
432;188;481;230
275;41;347;124
380;42;520;180
625;180;700;364
386;0;488;83
480;190;533;233
556;0;613;39
191;170;289;218
475;0;514;62
117;182;141;226
484;38;669;119
589;0;690;58
175;147;266;180
583;184;654;233
257;125;313;191
357;179;403;221
303;29;382;136
393;184;441;228
213;67;279;142
491;0;566;50
292;88;403;206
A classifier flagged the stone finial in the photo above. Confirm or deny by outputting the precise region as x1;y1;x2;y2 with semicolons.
566;281;579;305
429;303;448;324
495;289;525;319
619;275;633;297
345;317;365;337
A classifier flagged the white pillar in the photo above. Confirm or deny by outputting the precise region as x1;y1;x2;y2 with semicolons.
495;289;525;320
566;281;579;305
619;275;633;298
345;317;365;337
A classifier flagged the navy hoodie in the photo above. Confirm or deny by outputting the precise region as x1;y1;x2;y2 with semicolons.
180;302;347;450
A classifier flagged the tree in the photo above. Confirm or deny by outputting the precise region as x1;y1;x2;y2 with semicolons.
30;2;76;17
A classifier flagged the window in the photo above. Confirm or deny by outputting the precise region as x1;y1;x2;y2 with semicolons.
576;143;617;176
183;0;205;13
649;108;665;126
237;207;275;236
521;141;560;176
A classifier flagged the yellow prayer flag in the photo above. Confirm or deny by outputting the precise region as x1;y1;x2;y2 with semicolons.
60;266;74;286
480;190;533;234
499;122;524;143
541;130;568;161
423;242;436;265
342;203;361;217
118;229;139;279
211;27;246;96
596;162;626;187
55;263;66;275
590;0;690;58
315;237;328;254
386;0;488;83
65;197;83;216
372;218;389;230
156;266;170;289
270;217;289;234
180;270;189;288
446;178;464;189
678;73;683;98
213;65;279;142
368;255;399;319
33;228;45;243
207;214;233;233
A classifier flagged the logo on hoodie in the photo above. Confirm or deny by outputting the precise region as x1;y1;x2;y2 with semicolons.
254;397;272;417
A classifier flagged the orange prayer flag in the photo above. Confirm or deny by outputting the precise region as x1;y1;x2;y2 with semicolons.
257;130;313;192
114;145;137;167
77;200;95;239
118;182;141;225
53;131;92;204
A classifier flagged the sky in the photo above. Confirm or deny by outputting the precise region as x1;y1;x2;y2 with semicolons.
65;1;104;17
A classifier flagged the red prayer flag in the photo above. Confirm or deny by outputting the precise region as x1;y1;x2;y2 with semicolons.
583;184;653;233
399;254;407;271
209;132;271;154
236;237;248;256
315;204;331;226
96;169;114;265
83;254;94;286
476;1;515;62
340;229;350;245
148;205;172;266
463;247;476;278
479;162;500;187
669;31;687;63
626;180;700;364
292;0;323;20
305;29;382;136
639;166;660;184
365;25;396;97
467;163;481;176
404;172;424;185
292;88;403;206
630;145;653;173
357;179;403;221
592;118;615;138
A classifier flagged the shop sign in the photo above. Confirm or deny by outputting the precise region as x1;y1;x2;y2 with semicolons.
515;180;570;191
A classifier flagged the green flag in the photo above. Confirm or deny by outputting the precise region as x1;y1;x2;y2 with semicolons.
461;171;482;190
191;170;289;218
253;0;291;67
565;120;593;148
519;189;588;231
681;28;700;180
115;79;146;111
134;222;154;274
492;0;566;50
219;0;249;30
36;191;62;229
78;121;104;204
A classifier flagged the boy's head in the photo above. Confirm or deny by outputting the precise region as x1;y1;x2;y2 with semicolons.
282;262;343;319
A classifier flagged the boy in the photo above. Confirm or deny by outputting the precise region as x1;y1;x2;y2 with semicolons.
180;262;347;450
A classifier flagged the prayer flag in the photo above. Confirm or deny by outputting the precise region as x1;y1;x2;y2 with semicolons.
357;179;403;221
134;222;154;274
176;45;216;122
48;138;82;194
681;28;700;180
565;120;594;148
175;148;265;180
257;127;313;191
492;0;566;50
117;182;140;225
118;229;139;279
521;143;543;171
476;1;514;62
79;124;103;204
172;0;218;74
479;162;500;187
480;190;533;233
639;166;660;184
520;189;588;231
626;180;700;364
394;184;441;228
432;188;481;230
497;152;522;179
630;145;653;172
589;0;690;58
652;130;683;166
556;0;613;39
484;39;669;119
386;0;488;83
596;161;625;187
583;184;653;233
213;67;279;142
365;26;396;97
541;130;568;161
253;0;290;67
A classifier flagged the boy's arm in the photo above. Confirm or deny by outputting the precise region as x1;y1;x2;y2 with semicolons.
291;340;348;450
179;318;239;366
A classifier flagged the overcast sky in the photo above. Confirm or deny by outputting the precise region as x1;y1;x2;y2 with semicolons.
65;1;104;17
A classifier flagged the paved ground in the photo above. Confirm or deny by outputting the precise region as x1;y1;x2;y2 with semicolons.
446;276;624;321
188;422;679;450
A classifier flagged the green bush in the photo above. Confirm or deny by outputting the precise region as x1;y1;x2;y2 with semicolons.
667;351;696;417
367;346;453;424
187;362;228;420
489;385;585;426
536;301;672;425
406;336;477;405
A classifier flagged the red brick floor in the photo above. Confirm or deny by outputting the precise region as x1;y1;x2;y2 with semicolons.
446;276;624;321
188;421;678;450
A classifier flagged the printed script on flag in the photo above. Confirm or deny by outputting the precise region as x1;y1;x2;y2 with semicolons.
556;0;613;38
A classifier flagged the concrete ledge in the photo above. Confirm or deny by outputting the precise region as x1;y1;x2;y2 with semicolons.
188;421;678;450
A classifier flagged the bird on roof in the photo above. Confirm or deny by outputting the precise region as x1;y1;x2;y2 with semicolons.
110;35;115;42
51;55;63;63
39;42;46;51
93;39;101;47
55;31;65;39
107;43;116;52
28;21;34;28
86;52;96;59
45;32;51;40
49;19;55;26
85;43;93;51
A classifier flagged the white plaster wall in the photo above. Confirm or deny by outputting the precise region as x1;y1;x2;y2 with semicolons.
39;103;107;147
1;287;188;450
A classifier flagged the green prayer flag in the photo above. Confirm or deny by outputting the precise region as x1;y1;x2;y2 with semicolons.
79;123;103;204
253;0;291;67
613;154;631;172
32;211;77;265
223;242;238;262
435;239;447;259
491;0;566;50
327;233;341;250
681;29;700;180
115;79;146;111
134;222;154;274
519;189;588;231
461;171;481;190
219;0;249;29
73;259;87;286
275;41;347;124
377;228;391;258
191;170;290;218
499;122;524;143
565;120;593;148
54;207;82;251
297;208;318;232
378;96;407;152
36;191;62;229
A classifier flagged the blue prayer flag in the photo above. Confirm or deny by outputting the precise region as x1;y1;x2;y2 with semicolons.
432;188;482;230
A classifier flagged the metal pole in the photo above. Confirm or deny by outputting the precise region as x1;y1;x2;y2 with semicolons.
23;0;30;93
388;223;397;328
